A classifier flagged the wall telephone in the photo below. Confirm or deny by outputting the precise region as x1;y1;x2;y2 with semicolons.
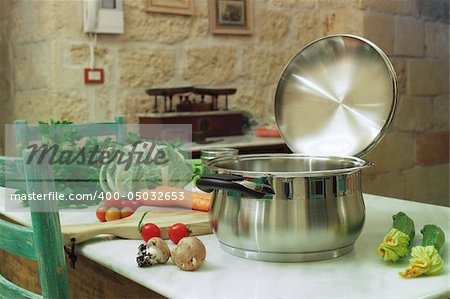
84;0;124;34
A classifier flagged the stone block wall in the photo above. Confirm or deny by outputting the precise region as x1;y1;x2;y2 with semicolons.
0;0;448;205
361;0;449;206
0;0;12;154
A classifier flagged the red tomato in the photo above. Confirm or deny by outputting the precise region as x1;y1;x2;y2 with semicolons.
120;206;134;219
140;223;161;242
96;204;108;222
105;207;121;222
168;223;191;244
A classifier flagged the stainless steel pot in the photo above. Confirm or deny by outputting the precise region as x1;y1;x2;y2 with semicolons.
197;154;372;262
196;35;397;262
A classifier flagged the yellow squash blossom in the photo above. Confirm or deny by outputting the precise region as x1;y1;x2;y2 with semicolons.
400;245;444;278
376;228;410;262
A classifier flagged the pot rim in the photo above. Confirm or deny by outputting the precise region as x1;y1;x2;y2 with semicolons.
204;153;373;177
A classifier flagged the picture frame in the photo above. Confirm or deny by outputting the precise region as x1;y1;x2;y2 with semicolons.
146;0;194;15
208;0;253;35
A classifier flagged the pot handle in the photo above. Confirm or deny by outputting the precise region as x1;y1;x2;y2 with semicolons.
196;174;266;199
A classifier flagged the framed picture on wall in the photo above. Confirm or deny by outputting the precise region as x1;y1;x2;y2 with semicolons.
208;0;253;35
146;0;194;15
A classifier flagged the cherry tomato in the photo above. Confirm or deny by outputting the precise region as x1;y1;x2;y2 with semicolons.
140;223;161;242
105;207;121;222
168;223;191;244
120;206;134;219
96;204;108;222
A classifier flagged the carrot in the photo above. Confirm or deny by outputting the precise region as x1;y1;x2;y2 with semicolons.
139;186;212;212
192;196;211;212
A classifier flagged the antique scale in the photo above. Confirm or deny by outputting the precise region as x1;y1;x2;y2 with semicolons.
138;87;243;141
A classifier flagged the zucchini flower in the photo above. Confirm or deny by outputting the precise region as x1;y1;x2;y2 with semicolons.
400;224;445;278
400;246;444;278
377;228;410;262
377;212;415;262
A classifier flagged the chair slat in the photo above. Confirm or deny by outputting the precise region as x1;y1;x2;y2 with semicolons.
23;150;70;299
0;275;41;299
0;218;36;260
15;116;126;148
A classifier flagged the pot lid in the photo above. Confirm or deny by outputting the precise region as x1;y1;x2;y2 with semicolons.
274;34;397;157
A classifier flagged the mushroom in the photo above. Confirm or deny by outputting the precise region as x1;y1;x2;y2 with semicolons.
136;237;170;267
147;237;170;264
136;243;155;267
171;237;206;271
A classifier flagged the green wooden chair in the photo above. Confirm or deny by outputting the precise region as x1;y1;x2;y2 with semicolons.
14;116;126;152
1;116;128;298
0;149;69;298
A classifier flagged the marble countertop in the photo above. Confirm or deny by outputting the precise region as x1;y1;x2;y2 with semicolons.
1;190;449;299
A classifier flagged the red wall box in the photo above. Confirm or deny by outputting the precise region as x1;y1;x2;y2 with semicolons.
84;68;105;84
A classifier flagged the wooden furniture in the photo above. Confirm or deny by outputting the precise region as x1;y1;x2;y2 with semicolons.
1;116;128;297
0;241;163;299
139;111;243;140
14;116;126;153
140;87;243;139
145;86;236;113
0;150;69;298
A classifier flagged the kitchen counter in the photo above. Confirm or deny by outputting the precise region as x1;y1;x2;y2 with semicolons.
188;133;285;152
1;190;449;299
185;133;290;158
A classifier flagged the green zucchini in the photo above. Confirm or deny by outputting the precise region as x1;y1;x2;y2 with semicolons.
392;212;415;241
421;224;445;252
376;211;415;262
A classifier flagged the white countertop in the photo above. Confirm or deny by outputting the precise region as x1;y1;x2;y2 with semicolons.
1;190;449;299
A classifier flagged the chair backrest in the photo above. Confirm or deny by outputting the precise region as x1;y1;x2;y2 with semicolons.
14;116;126;152
0;150;69;299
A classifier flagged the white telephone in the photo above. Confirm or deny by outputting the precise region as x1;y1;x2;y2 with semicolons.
84;0;124;34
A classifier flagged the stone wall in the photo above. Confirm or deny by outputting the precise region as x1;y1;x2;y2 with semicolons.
0;0;448;205
360;0;449;206
0;0;12;154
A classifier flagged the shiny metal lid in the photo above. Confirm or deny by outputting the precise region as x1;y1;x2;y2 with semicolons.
274;34;397;157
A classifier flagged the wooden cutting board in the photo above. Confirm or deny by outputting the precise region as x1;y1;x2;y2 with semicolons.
61;207;211;245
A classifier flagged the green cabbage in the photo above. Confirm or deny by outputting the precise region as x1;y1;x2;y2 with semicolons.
99;142;193;196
